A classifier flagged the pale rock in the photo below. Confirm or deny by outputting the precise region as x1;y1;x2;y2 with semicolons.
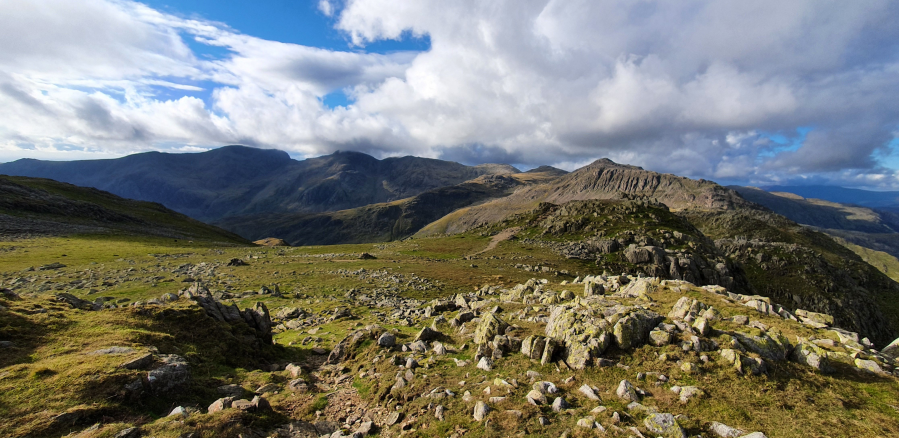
616;380;639;402
473;401;489;421
709;421;745;438
579;384;601;401
644;413;686;438
526;389;547;405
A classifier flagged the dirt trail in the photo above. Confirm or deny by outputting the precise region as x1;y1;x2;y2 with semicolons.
470;227;521;256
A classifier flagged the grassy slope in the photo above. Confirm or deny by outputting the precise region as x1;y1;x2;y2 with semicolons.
0;175;248;244
1;234;898;437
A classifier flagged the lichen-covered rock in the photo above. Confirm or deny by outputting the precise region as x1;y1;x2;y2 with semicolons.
790;342;834;373
618;278;659;297
326;326;384;364
613;310;663;349
644;412;686;438
693;317;711;336
649;329;671;347
521;335;547;361
474;312;509;345
668;297;709;320
709;421;745;438
616;380;639;402
732;330;791;361
795;309;834;327
719;349;766;375
565;341;592;369
526;389;547;405
855;358;885;374
541;338;557;365
477;356;493;371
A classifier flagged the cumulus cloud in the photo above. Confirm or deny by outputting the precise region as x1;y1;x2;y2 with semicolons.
0;0;898;188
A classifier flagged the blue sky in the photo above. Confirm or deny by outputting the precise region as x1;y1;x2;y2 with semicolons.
0;0;897;189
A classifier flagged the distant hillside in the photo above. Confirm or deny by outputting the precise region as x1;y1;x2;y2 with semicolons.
764;185;899;210
732;186;899;233
217;174;528;245
732;186;899;258
418;158;755;236
0;146;519;222
0;175;248;244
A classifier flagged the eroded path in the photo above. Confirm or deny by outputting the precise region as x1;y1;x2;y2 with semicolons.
470;227;521;256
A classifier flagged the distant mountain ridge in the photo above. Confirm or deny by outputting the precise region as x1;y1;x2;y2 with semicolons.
0;146;519;222
764;185;899;210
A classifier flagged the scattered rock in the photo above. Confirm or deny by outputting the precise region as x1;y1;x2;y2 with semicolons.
474;312;509;345
644;413;686;438
473;401;489;421
208;397;235;413
227;258;248;266
578;384;601;401
526;389;547;405
551;397;570;412
616;380;639;402
709;421;745;438
378;332;396;348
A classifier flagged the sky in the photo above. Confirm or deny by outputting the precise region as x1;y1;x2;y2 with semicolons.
1;0;898;189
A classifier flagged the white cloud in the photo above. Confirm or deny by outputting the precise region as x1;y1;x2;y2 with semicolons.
0;0;898;188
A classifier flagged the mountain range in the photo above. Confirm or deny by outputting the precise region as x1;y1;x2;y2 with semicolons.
4;146;899;346
0;146;519;222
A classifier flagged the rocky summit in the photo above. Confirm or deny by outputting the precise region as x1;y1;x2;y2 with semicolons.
2;151;899;438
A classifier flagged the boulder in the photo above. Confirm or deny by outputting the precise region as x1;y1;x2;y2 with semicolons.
474;313;509;345
881;337;899;359
616;380;639;402
613;310;663;349
795;309;834;327
526;389;547;405
55;293;97;310
551;396;570;412
121;354;153;370
579;384;601;401
208;396;235;413
644;413;686;438
855;358;885;374
709;421;745;438
521;335;546;361
415;326;441;342
649;330;671;347
473;401;489;421
732;331;791;361
147;355;190;394
790;342;834;373
377;332;396;348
